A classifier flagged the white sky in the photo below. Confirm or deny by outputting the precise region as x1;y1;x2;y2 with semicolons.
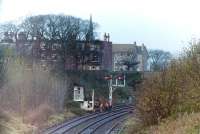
1;0;200;54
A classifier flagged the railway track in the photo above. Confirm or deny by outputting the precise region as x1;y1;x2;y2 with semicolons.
77;111;130;134
105;117;129;134
42;104;133;134
43;104;127;133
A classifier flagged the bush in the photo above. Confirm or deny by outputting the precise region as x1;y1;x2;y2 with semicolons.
0;111;10;133
0;110;9;122
65;101;80;108
136;41;200;126
65;101;86;116
136;70;179;126
24;103;55;127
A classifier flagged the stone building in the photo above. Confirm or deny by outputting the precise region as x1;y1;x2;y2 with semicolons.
0;33;113;71
0;30;147;72
64;38;112;71
112;42;148;72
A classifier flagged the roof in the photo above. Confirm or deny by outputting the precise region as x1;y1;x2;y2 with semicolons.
112;44;138;53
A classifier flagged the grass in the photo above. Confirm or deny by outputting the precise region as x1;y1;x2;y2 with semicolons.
120;116;142;134
0;111;36;134
122;112;200;134
189;125;200;134
0;109;77;134
46;110;76;127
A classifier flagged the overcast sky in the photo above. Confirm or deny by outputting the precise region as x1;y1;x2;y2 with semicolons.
1;0;200;54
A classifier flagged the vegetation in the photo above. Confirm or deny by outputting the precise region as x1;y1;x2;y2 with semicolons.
123;112;200;134
0;46;5;86
148;49;172;71
64;71;141;100
0;14;99;132
0;14;141;133
0;110;36;134
124;41;200;133
0;57;89;132
0;14;98;69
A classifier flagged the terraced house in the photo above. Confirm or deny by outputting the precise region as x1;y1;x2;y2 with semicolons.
0;32;148;72
0;31;113;71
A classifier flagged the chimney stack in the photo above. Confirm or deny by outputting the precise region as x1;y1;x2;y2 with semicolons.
104;33;110;42
133;41;137;46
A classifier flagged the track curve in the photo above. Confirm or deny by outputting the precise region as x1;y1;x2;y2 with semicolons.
42;104;133;134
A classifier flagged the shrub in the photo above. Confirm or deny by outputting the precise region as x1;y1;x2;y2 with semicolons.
65;101;86;115
0;111;10;133
24;103;55;127
136;70;179;126
136;41;200;126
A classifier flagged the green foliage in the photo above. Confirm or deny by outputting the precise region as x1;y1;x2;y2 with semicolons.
126;72;142;87
110;71;142;87
65;101;80;108
0;46;14;86
66;70;109;98
65;101;86;116
65;71;141;100
113;88;130;102
189;124;200;134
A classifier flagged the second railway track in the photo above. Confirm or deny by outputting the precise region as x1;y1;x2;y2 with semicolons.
43;104;134;134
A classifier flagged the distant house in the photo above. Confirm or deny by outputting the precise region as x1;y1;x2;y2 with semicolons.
112;42;148;72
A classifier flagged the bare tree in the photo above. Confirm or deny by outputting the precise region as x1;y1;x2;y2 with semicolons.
0;14;98;71
0;22;20;42
149;49;172;71
20;15;47;40
56;15;80;68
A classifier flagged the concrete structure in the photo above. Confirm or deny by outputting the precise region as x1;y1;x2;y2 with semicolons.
73;86;84;102
73;85;95;111
112;42;148;72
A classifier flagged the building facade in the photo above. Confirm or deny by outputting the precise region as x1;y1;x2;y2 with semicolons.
112;42;148;72
0;32;113;71
0;32;147;72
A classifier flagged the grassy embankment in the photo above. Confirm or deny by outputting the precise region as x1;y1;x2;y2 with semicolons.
0;108;78;134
